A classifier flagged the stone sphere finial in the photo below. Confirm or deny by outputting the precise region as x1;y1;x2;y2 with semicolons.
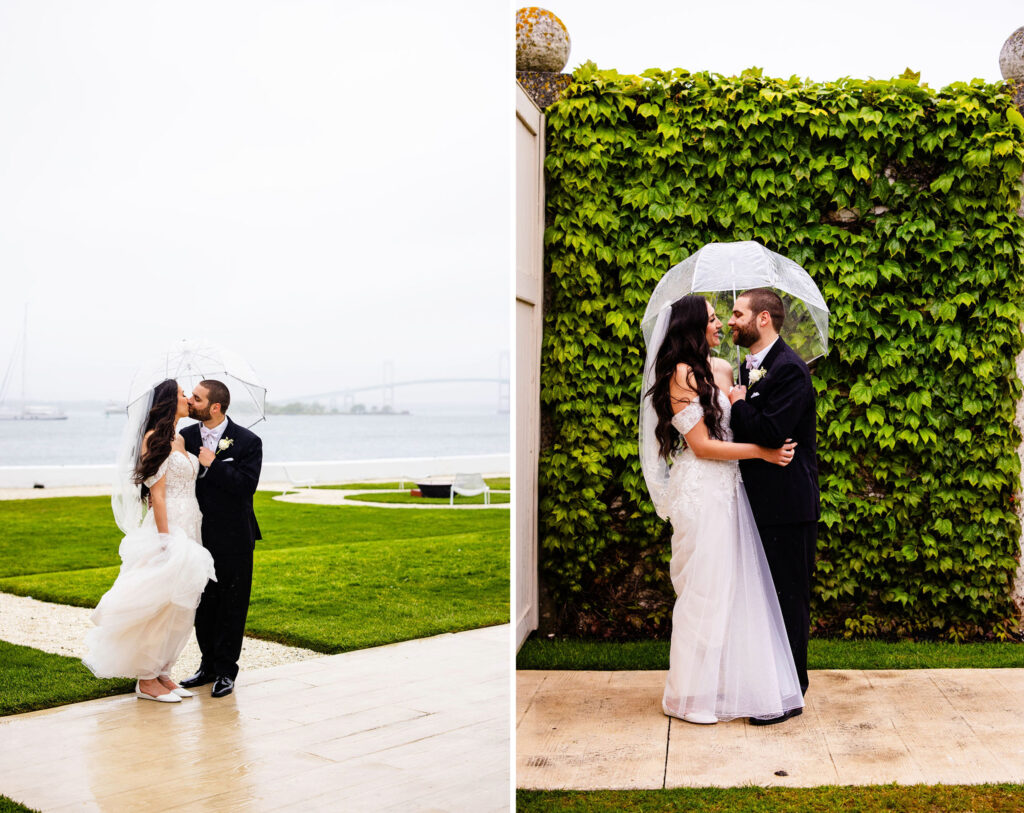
516;7;571;73
999;26;1024;81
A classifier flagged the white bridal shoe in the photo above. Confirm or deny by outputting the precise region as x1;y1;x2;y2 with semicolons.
158;675;194;698
681;712;718;725
135;681;182;703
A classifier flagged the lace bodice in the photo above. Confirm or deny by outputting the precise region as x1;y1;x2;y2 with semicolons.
144;450;199;499
666;390;741;521
141;441;202;541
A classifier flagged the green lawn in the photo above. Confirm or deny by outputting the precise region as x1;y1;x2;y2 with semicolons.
0;493;508;714
517;786;1024;812
0;640;132;716
517;637;1024;670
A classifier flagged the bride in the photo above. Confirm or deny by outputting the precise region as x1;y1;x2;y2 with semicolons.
83;379;216;703
641;295;804;725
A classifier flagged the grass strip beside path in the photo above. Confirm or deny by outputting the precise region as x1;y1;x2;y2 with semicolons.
517;638;1024;670
0;640;132;716
517;786;1024;812
0;796;39;813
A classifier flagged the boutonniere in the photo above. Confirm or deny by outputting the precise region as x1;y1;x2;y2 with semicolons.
749;368;767;386
217;437;234;454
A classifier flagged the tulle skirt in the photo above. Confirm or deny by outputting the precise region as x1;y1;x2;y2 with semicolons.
83;522;216;680
663;462;803;721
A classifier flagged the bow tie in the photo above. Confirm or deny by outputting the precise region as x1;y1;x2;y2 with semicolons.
745;356;758;370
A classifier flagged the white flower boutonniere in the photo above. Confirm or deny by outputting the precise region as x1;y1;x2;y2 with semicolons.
749;368;767;386
217;437;234;454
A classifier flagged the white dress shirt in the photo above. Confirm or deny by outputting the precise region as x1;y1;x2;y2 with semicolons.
200;419;229;451
744;337;779;371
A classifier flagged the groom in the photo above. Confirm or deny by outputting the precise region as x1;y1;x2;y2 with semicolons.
728;288;819;725
180;379;263;698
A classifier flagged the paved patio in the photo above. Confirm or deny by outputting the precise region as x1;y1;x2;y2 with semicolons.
1;625;509;812
517;668;1024;789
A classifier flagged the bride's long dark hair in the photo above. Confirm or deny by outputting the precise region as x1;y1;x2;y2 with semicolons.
133;379;179;492
646;295;725;459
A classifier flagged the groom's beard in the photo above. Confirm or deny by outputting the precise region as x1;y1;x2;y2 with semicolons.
732;322;761;348
188;405;212;421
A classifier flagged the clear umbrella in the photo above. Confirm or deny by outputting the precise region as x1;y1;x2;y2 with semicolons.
641;241;830;367
126;339;267;428
111;340;266;532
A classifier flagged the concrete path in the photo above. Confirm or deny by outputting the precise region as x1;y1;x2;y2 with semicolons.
517;669;1024;789
1;625;509;812
0;483;511;509
274;488;510;510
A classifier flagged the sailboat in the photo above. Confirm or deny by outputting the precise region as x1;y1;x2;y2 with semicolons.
0;307;68;420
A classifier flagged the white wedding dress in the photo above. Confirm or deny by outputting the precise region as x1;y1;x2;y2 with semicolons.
83;445;216;680
662;392;803;721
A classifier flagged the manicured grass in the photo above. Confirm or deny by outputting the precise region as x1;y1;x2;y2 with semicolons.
518;640;671;670
517;637;1024;670
0;493;507;576
0;640;132;716
0;495;509;654
0;493;509;716
345;491;510;506
517;785;1024;812
0;796;39;813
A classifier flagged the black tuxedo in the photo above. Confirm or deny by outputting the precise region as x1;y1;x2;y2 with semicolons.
181;417;262;680
730;337;819;693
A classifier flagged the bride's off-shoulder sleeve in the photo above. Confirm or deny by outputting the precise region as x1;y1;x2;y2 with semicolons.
671;401;705;436
142;458;170;489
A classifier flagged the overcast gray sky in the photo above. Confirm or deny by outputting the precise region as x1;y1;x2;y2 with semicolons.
0;0;509;405
541;0;1020;87
4;1;1020;405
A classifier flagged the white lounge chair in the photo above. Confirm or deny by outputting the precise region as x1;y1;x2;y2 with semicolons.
450;473;490;505
280;466;318;496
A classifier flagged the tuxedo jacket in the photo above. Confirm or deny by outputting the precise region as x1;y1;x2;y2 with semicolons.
181;417;263;556
730;338;820;526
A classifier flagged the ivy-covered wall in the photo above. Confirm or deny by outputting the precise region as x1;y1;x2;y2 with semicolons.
540;63;1024;641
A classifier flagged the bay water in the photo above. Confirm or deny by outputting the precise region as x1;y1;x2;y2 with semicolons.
0;409;509;467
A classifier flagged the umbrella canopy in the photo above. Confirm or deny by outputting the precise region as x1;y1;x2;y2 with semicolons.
641;241;830;366
126;339;267;428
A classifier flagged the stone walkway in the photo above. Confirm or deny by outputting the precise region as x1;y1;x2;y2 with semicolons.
2;625;509;812
274;488;511;510
0;483;511;510
517;669;1024;789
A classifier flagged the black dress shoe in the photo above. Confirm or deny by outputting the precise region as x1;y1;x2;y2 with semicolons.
179;670;215;689
211;676;235;698
749;707;803;727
